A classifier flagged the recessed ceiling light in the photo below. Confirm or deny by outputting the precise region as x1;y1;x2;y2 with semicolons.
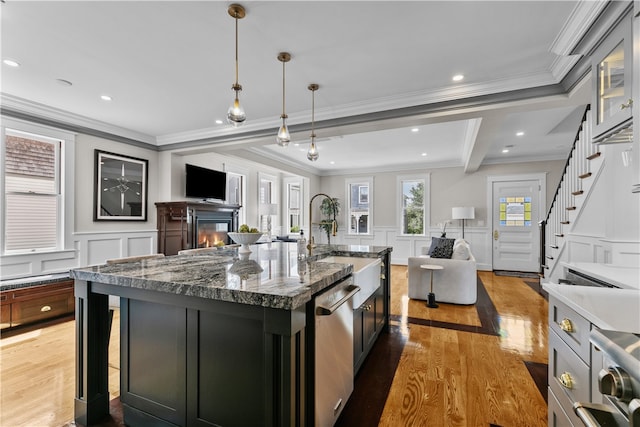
330;161;335;165
421;152;427;157
215;119;223;125
516;131;525;136
3;59;20;67
411;128;419;133
502;149;510;153
56;79;73;87
100;95;112;101
452;74;464;82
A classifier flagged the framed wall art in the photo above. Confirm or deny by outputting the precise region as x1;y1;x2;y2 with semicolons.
94;150;148;221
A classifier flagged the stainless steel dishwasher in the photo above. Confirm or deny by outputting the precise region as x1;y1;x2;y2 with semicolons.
315;277;360;427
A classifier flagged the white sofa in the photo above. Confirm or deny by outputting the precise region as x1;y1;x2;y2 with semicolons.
407;239;477;305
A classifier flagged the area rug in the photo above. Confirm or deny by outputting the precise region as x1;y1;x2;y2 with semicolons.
494;270;540;279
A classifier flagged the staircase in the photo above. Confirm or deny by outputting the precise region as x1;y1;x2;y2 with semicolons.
541;105;606;282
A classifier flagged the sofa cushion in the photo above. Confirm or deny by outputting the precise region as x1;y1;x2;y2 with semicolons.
451;239;471;260
428;237;455;258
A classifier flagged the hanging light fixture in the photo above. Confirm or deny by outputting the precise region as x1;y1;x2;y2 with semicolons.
227;4;246;127
307;84;319;161
276;52;292;146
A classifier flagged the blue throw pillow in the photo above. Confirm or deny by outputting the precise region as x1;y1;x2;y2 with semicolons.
428;237;455;259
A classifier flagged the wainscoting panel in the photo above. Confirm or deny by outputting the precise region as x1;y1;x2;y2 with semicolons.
0;231;158;281
0;249;77;280
335;226;491;270
127;236;156;256
77;231;158;267
86;238;122;266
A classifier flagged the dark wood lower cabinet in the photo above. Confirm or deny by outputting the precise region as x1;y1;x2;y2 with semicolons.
0;280;74;330
118;294;306;427
353;284;385;374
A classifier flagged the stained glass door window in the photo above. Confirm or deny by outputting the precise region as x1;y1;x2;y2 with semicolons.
499;197;532;226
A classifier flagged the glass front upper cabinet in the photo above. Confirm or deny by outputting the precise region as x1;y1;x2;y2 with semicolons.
592;12;633;142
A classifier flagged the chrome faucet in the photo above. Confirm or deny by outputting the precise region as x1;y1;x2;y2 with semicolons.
308;193;337;256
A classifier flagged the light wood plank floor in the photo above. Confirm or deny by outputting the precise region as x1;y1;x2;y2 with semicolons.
0;268;547;427
378;269;548;427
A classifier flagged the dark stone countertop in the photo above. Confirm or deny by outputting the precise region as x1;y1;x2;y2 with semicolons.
70;242;392;310
1;272;71;292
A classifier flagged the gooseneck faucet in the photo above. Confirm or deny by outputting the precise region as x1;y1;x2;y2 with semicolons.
308;193;337;256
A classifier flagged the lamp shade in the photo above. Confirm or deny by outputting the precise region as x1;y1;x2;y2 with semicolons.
261;203;278;215
452;207;475;220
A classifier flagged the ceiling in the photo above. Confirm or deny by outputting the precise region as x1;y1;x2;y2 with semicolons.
0;1;602;175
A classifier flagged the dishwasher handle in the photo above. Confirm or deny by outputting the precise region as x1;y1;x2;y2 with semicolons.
573;401;629;427
316;285;360;315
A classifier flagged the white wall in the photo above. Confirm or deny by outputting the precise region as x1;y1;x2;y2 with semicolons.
316;160;565;268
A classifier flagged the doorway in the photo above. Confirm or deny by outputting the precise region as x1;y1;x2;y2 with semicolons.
488;174;545;273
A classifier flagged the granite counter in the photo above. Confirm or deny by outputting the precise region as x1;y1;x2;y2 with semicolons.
71;242;390;310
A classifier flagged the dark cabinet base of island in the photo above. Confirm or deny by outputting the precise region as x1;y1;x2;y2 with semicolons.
73;246;392;427
74;281;306;427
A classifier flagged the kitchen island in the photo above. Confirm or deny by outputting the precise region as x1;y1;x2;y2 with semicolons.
71;242;391;427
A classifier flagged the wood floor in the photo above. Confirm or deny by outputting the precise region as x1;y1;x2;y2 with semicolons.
0;268;548;427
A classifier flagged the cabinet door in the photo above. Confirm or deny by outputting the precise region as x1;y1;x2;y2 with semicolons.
374;285;385;333
592;13;633;141
364;295;377;348
353;308;364;367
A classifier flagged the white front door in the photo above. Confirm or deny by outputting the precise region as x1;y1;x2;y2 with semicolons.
490;175;544;272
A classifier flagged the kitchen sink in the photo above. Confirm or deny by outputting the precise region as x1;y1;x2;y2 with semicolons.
317;256;381;307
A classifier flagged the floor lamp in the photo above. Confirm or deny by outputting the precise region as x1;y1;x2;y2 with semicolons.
452;207;475;239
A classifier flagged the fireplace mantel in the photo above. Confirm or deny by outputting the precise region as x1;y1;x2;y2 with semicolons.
155;201;241;255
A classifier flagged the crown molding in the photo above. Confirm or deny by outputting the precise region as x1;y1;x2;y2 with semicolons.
0;93;155;145
549;0;609;56
156;70;559;147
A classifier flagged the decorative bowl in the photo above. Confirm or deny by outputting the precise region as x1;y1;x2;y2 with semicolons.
227;232;263;253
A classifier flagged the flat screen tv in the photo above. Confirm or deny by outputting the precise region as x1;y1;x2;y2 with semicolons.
185;164;227;201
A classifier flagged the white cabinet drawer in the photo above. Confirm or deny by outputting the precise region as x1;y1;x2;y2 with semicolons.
548;387;577;427
549;329;590;405
549;296;591;363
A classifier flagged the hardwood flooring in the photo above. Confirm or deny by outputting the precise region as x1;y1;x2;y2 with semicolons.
0;268;548;427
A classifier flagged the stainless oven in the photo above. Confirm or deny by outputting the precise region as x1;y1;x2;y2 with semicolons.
573;329;640;427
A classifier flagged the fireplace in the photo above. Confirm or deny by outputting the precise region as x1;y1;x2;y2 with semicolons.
196;217;232;248
156;201;240;255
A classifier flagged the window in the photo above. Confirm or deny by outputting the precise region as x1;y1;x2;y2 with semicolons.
258;173;277;232
499;197;532;226
346;177;372;235
287;182;301;233
227;171;245;225
399;176;427;235
3;128;62;253
401;180;424;234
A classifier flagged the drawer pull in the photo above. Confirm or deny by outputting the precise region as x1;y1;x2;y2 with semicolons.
560;372;574;389
40;305;52;312
558;318;573;333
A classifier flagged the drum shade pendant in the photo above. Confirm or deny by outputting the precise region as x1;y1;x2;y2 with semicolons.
276;52;292;146
307;84;319;161
226;4;246;127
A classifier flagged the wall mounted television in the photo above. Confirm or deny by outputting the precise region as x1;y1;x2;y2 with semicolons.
185;163;227;201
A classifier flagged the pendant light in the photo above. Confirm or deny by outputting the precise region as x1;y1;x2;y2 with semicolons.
307;84;319;161
276;52;292;146
227;4;246;127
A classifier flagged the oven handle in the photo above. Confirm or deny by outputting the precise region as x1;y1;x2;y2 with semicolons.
316;286;360;315
573;401;628;427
